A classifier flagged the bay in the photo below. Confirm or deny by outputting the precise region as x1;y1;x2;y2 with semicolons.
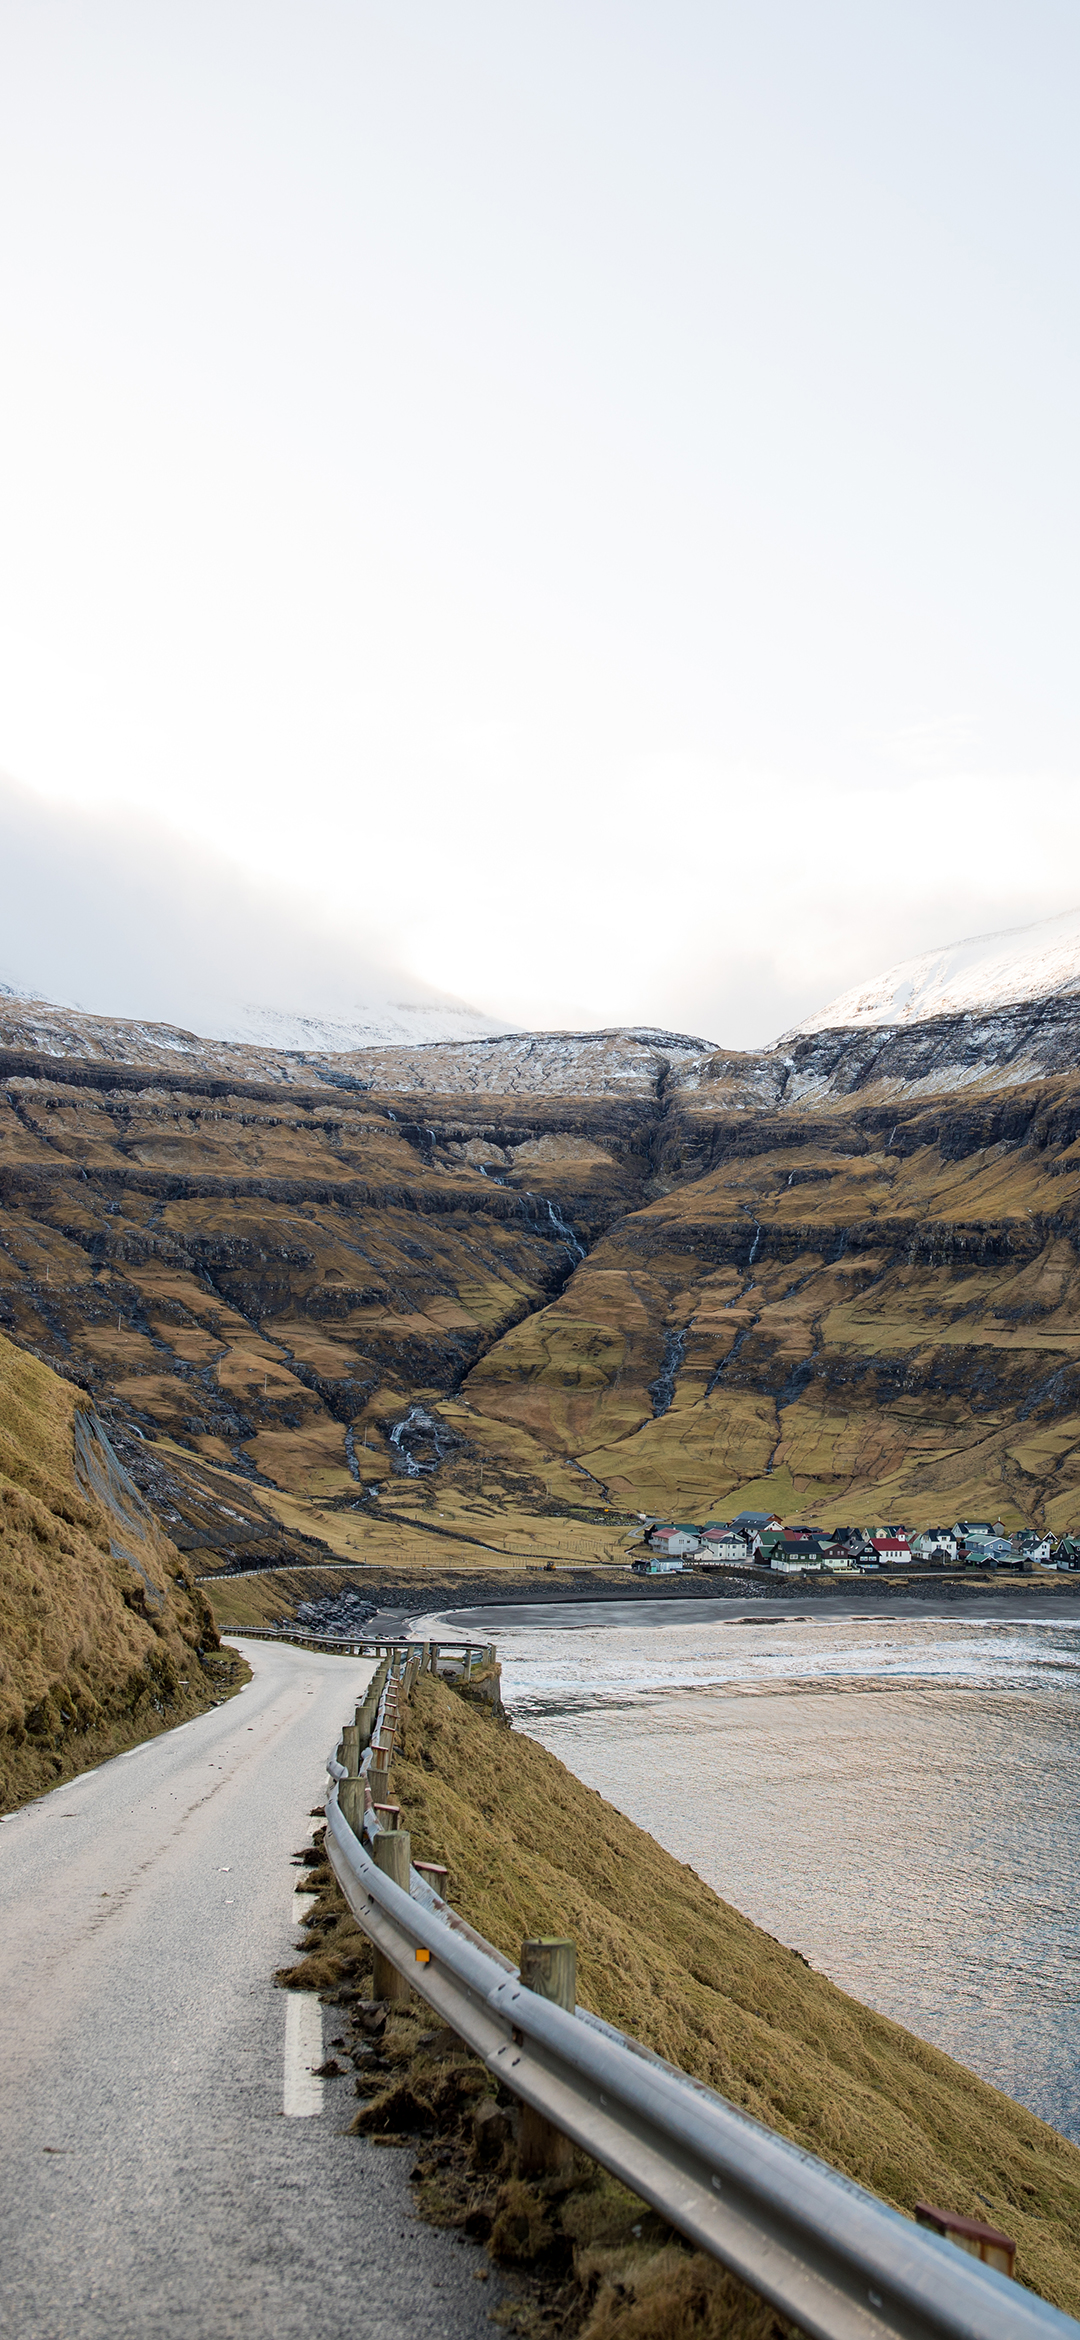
422;1599;1080;2139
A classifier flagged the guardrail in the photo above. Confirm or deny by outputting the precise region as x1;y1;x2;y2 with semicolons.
230;1625;495;1666
322;1659;1080;2340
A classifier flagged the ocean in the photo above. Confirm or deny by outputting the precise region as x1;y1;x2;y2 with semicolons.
421;1597;1080;2140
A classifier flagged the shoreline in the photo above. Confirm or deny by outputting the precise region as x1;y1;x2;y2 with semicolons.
367;1572;1080;1634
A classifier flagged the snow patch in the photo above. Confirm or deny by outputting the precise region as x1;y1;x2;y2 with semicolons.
789;906;1080;1033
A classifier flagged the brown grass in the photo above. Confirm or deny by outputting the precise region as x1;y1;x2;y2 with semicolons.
0;1329;239;1810
388;1674;1080;2318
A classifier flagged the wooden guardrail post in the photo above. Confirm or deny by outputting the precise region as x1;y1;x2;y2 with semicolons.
372;1831;412;1999
415;1861;448;1900
518;1938;577;2174
338;1776;365;1835
340;1723;360;1774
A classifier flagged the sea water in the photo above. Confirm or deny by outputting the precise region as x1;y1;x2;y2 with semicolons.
420;1600;1080;2139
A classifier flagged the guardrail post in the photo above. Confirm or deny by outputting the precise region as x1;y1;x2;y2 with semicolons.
518;1938;577;2174
338;1777;365;1835
340;1723;360;1774
368;1752;391;1808
372;1831;412;2000
415;1861;448;1899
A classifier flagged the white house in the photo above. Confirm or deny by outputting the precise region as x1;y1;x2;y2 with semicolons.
871;1535;912;1565
648;1527;701;1559
911;1531;958;1564
698;1528;753;1564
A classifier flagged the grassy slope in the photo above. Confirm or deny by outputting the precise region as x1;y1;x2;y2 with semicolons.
8;1053;1080;1571
0;1329;232;1810
464;1108;1080;1526
389;1674;1080;2317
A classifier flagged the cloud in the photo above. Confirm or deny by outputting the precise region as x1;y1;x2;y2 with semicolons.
0;773;499;1043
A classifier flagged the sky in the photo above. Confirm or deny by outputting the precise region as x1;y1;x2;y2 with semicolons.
2;1;1080;1047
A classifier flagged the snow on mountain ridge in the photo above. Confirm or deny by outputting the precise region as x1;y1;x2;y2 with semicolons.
204;999;514;1049
789;907;1080;1034
0;974;512;1051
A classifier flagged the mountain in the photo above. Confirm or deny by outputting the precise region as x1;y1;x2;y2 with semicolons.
4;918;1080;1618
2;973;1080;1569
791;906;1080;1033
0;982;510;1056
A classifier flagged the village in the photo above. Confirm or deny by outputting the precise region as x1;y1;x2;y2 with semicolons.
630;1513;1080;1576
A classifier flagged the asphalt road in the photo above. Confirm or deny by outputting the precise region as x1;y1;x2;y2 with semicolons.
0;1639;501;2340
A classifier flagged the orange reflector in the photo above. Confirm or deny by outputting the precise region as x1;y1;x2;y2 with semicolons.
415;1948;431;1964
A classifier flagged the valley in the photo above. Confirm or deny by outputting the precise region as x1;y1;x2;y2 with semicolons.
3;994;1080;1624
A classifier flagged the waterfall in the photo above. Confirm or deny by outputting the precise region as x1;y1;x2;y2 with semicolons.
387;1404;455;1477
545;1197;585;1263
648;1329;687;1419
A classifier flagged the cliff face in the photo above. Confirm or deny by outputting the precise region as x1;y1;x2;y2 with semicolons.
2;994;1080;1554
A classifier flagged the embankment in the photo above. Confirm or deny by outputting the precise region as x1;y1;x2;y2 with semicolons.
0;1329;241;1810
291;1668;1080;2326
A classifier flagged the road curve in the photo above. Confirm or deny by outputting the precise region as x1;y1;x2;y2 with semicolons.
0;1638;501;2340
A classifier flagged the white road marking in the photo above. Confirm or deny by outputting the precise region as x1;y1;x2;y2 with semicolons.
283;1992;324;2116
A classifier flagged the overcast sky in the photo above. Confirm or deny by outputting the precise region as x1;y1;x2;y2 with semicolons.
2;1;1080;1046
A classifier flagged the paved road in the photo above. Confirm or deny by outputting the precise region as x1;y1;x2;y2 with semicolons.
0;1640;500;2340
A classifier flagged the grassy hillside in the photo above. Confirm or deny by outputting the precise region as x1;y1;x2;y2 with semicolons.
383;1675;1080;2318
0;1330;233;1810
5;1037;1080;1576
464;1085;1080;1527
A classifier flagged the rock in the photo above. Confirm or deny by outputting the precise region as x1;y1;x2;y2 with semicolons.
471;2097;512;2167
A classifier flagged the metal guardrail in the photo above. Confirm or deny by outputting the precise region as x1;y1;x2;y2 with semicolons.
230;1625;492;1662
324;1699;1080;2340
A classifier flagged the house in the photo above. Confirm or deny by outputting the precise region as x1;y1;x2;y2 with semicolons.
1015;1531;1053;1563
632;1556;685;1575
968;1536;1018;1566
953;1519;996;1540
911;1530;958;1564
770;1538;824;1573
817;1541;856;1571
648;1526;700;1558
871;1535;912;1565
733;1510;781;1531
698;1527;753;1565
822;1528;873;1560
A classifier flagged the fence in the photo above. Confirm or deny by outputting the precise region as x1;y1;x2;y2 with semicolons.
318;1646;1080;2340
234;1623;494;1667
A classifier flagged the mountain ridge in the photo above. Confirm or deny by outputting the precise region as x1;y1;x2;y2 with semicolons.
792;904;1080;1034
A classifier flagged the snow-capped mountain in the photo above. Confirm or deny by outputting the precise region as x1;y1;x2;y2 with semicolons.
790;907;1080;1034
0;977;511;1053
